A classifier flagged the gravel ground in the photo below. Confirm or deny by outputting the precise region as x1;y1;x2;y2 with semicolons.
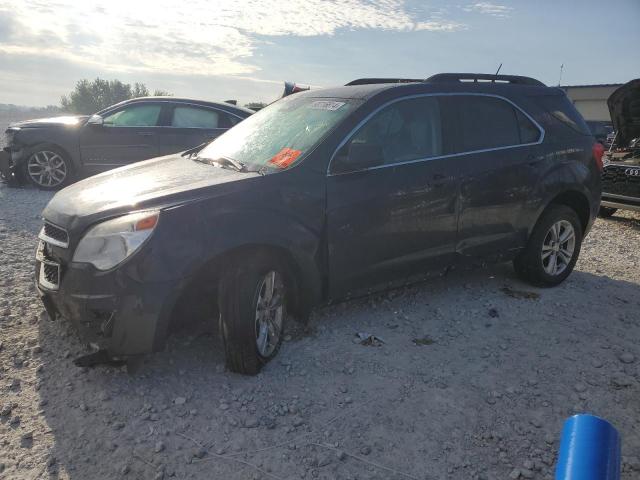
1;182;639;480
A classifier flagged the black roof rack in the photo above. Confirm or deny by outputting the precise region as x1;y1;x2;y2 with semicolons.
345;78;424;86
425;73;545;87
345;73;546;88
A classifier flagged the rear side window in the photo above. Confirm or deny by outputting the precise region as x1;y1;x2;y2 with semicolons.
537;94;591;135
453;96;539;152
172;106;220;128
516;109;541;143
228;114;243;126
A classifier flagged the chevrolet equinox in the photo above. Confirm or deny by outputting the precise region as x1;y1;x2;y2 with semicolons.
35;73;602;374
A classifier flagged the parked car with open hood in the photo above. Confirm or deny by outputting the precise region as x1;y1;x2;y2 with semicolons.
34;73;601;374
0;97;253;189
598;78;640;217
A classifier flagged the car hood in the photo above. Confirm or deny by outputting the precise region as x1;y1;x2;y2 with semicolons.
608;79;640;147
9;115;89;129
42;154;260;233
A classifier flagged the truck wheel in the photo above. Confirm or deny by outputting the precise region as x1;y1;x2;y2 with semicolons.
24;146;73;190
218;253;287;375
514;205;583;287
598;206;617;218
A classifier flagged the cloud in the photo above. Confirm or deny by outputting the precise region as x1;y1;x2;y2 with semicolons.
0;1;466;79
463;2;513;18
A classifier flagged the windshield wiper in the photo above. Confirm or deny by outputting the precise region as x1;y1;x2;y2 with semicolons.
194;155;248;172
181;142;208;158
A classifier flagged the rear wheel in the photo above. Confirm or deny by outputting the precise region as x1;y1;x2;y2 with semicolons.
598;206;617;218
24;147;72;190
218;253;287;375
514;205;583;287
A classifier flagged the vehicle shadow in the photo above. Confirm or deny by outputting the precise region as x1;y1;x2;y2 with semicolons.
34;260;640;479
601;211;640;231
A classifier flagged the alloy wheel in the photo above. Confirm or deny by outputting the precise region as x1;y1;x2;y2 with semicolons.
27;151;67;188
541;220;576;276
254;270;285;357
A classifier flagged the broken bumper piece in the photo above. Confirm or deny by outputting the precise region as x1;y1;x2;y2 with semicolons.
36;260;185;357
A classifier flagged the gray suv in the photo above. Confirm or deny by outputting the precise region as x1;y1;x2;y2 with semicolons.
1;97;253;189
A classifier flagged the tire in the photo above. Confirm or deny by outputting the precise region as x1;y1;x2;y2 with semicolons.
598;206;617;218
514;205;583;287
218;252;287;375
23;145;73;190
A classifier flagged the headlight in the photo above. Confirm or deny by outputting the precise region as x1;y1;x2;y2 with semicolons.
72;211;159;270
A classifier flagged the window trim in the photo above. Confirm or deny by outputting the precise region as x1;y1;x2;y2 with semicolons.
100;100;247;129
327;92;545;177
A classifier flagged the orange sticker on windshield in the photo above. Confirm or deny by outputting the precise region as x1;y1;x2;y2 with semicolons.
269;148;301;168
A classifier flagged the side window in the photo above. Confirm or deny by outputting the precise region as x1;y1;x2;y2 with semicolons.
103;104;161;127
537;94;591;135
228;114;243;127
332;96;442;174
455;96;521;151
515;109;541;143
171;106;221;129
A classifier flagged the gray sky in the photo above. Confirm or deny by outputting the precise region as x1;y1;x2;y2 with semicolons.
0;0;638;107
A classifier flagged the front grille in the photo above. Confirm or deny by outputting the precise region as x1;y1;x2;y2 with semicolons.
36;240;61;290
43;263;59;283
601;165;640;198
39;221;69;248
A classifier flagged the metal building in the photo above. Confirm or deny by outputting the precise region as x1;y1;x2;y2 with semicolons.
561;84;623;122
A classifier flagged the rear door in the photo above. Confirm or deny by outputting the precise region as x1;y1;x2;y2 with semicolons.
79;102;161;173
326;95;459;297
157;104;242;156
445;94;545;257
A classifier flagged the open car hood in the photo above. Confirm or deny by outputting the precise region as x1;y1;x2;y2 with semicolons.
608;79;640;147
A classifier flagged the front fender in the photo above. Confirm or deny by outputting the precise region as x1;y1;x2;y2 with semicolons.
199;207;325;307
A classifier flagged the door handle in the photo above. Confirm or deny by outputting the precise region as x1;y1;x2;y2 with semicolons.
137;132;154;136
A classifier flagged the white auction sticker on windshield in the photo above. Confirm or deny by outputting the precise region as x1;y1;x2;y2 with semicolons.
310;101;345;111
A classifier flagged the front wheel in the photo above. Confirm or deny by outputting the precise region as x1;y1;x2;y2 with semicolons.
218;253;287;375
514;205;583;287
598;206;617;218
24;147;72;190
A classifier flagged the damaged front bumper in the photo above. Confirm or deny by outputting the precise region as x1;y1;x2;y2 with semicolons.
35;247;187;357
0;147;26;185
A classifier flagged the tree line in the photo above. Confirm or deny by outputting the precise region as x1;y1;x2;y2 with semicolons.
61;78;267;113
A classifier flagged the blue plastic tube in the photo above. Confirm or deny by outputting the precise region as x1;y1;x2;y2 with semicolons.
556;414;621;480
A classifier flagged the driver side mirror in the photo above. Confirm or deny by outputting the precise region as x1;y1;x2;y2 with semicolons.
331;142;385;174
87;114;103;126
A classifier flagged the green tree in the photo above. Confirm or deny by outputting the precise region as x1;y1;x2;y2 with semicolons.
60;78;171;114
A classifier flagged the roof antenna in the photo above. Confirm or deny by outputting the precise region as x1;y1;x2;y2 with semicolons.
558;64;564;86
495;63;502;75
